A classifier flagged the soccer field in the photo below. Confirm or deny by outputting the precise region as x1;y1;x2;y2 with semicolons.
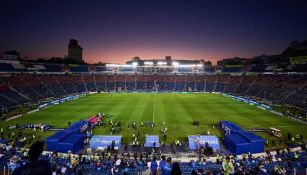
1;93;306;147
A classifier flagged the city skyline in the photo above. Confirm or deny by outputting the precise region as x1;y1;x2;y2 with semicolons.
1;0;307;64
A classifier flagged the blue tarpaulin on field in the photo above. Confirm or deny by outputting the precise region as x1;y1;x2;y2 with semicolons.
46;130;72;141
144;135;160;147
45;120;88;153
188;135;220;150
90;135;122;149
57;133;86;153
46;130;86;153
68;120;88;133
45;130;72;152
219;120;245;135
224;132;265;154
219;121;266;154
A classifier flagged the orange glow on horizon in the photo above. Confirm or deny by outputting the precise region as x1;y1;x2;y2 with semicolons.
82;45;247;65
24;44;259;65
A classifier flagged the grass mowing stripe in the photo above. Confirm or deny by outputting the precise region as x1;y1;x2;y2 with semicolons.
0;93;306;147
153;93;156;123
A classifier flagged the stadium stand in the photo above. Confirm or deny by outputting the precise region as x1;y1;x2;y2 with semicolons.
250;64;268;72
95;66;107;72
0;63;16;72
0;72;306;111
222;65;243;73
69;64;89;72
0;61;306;175
40;64;63;72
1;141;306;175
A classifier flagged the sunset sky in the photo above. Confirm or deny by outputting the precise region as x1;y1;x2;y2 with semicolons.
0;0;307;64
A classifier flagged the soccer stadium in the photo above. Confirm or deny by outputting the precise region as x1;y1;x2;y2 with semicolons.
1;1;307;175
1;45;307;174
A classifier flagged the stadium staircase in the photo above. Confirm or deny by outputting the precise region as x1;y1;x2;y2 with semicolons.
68;79;79;93
223;75;230;92
80;75;89;92
0;93;18;104
255;83;266;97
212;76;218;92
281;83;307;103
244;78;256;96
233;76;244;95
8;85;31;101
18;76;44;100
92;75;98;92
52;75;68;95
36;76;57;97
204;78;207;92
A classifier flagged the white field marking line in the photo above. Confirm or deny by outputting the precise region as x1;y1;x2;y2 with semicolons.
144;93;150;105
153;93;156;123
133;94;150;106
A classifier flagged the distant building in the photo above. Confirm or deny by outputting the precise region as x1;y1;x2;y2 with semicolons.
0;50;20;60
217;57;248;66
126;56;204;66
68;39;83;63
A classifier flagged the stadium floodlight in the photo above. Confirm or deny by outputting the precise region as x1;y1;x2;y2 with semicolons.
144;61;153;65
132;62;138;67
179;64;194;67
172;62;179;67
119;64;133;67
106;64;119;67
196;64;203;67
157;61;167;65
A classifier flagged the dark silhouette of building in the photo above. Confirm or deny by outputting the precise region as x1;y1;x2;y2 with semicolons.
1;50;20;60
68;39;83;63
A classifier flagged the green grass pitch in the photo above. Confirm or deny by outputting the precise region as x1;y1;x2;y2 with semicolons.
1;93;306;147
